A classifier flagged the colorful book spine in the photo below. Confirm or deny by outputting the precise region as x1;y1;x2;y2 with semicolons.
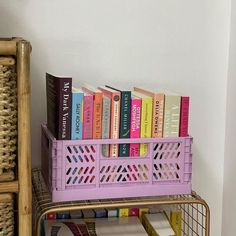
82;86;103;139
133;92;153;157
134;87;165;138
139;208;149;224
107;208;118;218
106;86;131;157
101;95;111;157
83;94;93;139
71;88;83;140
93;92;103;139
56;211;70;219
82;209;95;219
70;210;83;219
129;97;141;157
99;86;121;157
140;97;152;156
163;95;181;137
46;212;56;220
110;92;121;157
179;96;190;137
118;91;131;157
129;208;139;217
46;73;72;140
152;94;165;138
94;209;107;218
118;208;129;217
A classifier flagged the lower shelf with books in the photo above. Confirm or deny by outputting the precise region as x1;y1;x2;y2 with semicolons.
41;124;193;202
32;168;210;236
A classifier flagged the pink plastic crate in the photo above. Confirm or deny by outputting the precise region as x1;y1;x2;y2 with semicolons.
41;124;192;202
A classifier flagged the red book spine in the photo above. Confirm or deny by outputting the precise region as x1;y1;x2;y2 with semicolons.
46;212;56;220
179;96;190;137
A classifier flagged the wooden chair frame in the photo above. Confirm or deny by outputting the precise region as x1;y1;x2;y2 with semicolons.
0;38;32;236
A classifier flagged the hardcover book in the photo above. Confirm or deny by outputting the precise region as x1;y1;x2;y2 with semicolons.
163;91;181;137
99;86;121;158
134;87;165;138
71;87;83;140
46;73;72;140
143;213;176;236
82;85;103;139
179;96;190;137
130;95;141;157
106;85;131;157
170;210;182;236
83;93;93;139
95;217;148;236
44;220;90;236
132;91;153;157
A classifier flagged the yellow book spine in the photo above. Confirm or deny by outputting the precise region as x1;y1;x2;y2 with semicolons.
170;210;182;236
119;208;129;217
139;208;149;224
140;97;153;156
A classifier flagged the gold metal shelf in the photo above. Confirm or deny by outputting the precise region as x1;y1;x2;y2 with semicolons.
32;168;210;236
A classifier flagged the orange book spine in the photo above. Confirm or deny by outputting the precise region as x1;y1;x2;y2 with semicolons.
93;92;103;139
152;94;165;138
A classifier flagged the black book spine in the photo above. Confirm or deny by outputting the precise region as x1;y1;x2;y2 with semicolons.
46;73;72;140
58;78;72;140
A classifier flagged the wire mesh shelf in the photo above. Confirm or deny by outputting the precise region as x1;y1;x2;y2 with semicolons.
32;168;210;236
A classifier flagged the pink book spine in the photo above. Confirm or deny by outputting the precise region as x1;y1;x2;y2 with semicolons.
179;96;190;137
83;94;93;139
129;97;141;156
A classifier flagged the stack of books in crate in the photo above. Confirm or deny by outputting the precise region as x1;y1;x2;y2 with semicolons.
42;73;192;203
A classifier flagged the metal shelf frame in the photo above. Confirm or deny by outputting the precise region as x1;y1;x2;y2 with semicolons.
33;168;210;236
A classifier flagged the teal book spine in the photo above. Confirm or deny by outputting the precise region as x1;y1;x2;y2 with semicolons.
105;86;131;157
119;91;131;157
71;91;83;140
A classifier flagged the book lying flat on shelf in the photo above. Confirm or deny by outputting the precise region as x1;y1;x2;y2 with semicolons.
44;217;148;236
143;213;176;236
46;73;72;140
44;219;90;236
95;217;148;236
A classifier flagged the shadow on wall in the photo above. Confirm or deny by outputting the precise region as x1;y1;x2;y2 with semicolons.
0;4;49;168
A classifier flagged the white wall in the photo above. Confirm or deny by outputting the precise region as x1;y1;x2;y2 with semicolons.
222;1;236;235
0;1;231;235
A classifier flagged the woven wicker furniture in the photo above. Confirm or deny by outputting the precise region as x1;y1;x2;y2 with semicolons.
0;57;17;182
0;38;31;236
0;194;14;236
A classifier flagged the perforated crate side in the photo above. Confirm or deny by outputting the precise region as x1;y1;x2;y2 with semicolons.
41;125;64;191
183;137;193;183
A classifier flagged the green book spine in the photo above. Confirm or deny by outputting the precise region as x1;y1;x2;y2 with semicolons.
119;91;131;157
163;95;181;137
